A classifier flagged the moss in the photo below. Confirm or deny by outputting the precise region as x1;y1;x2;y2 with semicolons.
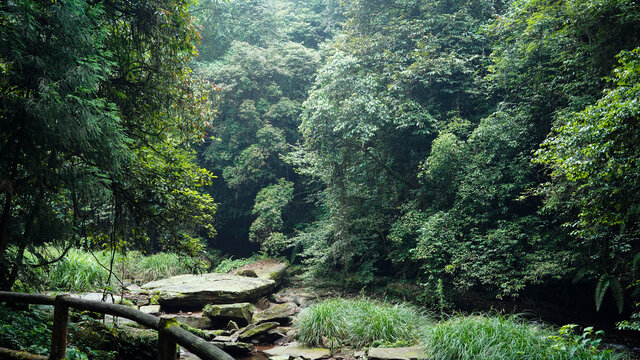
179;323;215;341
149;294;161;305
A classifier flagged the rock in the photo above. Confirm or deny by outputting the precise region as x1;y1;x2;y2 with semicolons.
262;329;287;343
237;269;259;277
203;302;254;326
321;336;340;349
274;334;293;346
213;335;234;342
211;341;254;355
138;305;161;315
269;356;289;360
238;321;279;340
161;314;212;330
232;259;289;281
227;320;240;330
141;273;277;310
125;283;142;291
366;346;422;360
264;342;331;360
353;351;366;358
253;302;298;324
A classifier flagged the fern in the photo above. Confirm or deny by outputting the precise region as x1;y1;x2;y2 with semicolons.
609;278;624;314
595;274;624;313
633;252;640;279
595;275;610;312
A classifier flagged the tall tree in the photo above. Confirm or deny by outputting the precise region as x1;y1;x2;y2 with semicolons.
0;0;216;290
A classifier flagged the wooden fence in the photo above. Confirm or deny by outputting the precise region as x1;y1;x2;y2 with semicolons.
0;291;235;360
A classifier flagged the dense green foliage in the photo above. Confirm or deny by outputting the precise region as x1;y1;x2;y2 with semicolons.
0;303;99;359
2;0;640;348
194;0;342;255
0;0;216;290
283;0;640;317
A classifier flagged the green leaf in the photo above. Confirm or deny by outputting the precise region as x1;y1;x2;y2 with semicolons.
609;277;624;314
594;274;610;312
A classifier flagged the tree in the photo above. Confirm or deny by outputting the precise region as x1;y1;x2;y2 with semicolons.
536;48;640;312
0;0;216;290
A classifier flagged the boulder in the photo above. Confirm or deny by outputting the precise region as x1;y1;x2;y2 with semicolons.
227;320;240;330
237;321;279;340
211;341;254;355
138;305;161;315
203;303;254;326
141;273;276;310
161;314;212;330
253;302;298;324
367;346;422;360
264;342;331;360
237;269;258;277
232;259;289;281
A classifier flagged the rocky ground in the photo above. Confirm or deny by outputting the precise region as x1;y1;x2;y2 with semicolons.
96;260;420;360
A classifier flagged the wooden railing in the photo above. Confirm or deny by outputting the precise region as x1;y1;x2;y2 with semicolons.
0;291;235;360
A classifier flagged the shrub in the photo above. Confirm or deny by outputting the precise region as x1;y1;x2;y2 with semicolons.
422;315;624;360
294;297;429;348
213;255;265;273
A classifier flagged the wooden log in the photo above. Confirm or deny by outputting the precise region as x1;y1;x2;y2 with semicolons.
0;347;48;360
62;296;160;329
164;325;235;360
158;318;178;360
0;291;55;305
50;294;70;360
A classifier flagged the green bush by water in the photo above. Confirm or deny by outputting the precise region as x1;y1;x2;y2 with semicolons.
422;315;625;360
294;297;429;348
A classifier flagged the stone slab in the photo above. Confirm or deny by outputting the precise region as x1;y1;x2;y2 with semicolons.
253;302;298;324
367;346;422;360
141;273;276;310
264;342;331;360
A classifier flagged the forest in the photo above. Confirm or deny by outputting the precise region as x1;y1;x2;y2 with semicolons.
1;0;640;359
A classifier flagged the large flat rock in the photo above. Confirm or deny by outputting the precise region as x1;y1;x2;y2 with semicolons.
367;346;423;360
141;273;276;310
264;342;331;360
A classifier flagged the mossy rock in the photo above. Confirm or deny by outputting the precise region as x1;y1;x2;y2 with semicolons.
141;273;276;311
203;302;254;326
252;302;298;324
237;321;279;340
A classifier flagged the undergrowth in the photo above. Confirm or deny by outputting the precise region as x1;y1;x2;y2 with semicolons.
422;315;626;360
0;303;94;359
213;254;266;273
294;297;429;348
17;248;205;292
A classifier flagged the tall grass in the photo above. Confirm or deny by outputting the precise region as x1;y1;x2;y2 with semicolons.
295;297;430;348
422;314;625;360
213;255;264;273
31;248;203;292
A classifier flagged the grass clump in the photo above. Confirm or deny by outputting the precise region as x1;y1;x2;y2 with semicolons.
28;248;205;292
295;297;429;348
422;315;624;360
213;255;264;273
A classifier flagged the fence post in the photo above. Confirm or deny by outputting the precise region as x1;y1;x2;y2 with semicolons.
158;318;178;360
50;294;70;360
